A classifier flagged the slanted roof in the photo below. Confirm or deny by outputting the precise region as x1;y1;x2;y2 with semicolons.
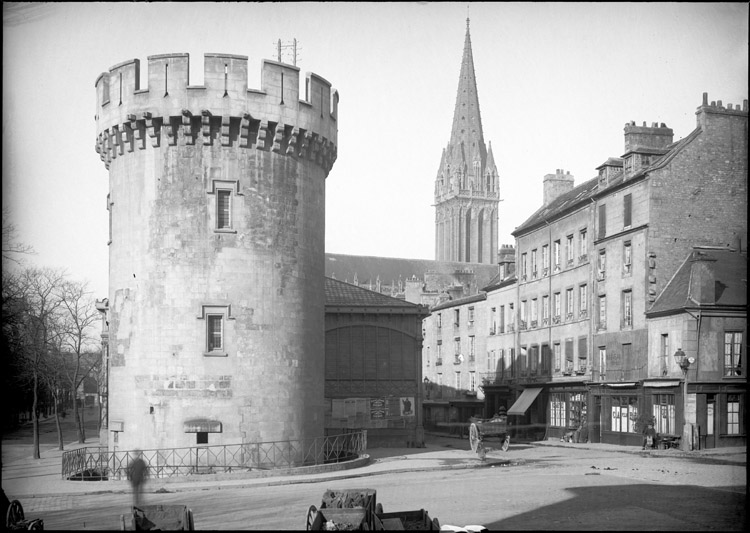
431;291;486;312
324;277;421;309
512;176;599;236
648;248;747;316
513;125;705;237
483;272;517;292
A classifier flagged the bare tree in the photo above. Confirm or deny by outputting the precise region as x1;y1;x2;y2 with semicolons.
55;280;101;444
3;267;66;459
2;207;35;266
38;351;67;451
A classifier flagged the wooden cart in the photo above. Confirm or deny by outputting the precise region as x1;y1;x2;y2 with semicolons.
306;489;382;530
4;499;44;530
121;505;194;531
375;509;440;531
468;415;510;459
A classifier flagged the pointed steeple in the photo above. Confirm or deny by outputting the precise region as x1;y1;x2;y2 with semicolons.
434;17;500;265
449;17;486;168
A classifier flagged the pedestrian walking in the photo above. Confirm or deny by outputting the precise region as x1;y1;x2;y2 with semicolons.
127;451;148;508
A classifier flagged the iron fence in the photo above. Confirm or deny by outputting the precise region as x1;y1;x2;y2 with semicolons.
62;430;367;480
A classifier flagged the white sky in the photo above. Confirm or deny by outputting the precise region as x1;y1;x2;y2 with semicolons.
3;2;748;298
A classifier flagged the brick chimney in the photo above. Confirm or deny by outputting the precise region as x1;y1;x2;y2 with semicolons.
695;92;749;132
623;122;674;153
688;250;717;305
497;244;516;278
543;169;575;206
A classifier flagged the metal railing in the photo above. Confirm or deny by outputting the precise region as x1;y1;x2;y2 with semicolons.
62;430;366;480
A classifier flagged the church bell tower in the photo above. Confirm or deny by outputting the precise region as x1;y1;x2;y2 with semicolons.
434;18;499;264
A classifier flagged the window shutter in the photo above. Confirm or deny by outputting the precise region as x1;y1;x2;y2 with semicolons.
624;194;632;227
565;339;574;362
578;337;588;359
598;204;606;239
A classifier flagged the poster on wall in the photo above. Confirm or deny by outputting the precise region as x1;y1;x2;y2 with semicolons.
370;398;386;419
400;397;414;417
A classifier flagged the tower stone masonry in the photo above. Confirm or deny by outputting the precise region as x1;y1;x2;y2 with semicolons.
94;53;338;452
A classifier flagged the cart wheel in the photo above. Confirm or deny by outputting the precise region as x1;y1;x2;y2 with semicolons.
306;505;318;531
501;435;510;452
375;503;383;515
27;520;44;531
432;517;440;530
6;500;24;528
469;423;480;453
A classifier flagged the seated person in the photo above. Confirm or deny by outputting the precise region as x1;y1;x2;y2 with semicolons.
642;423;658;450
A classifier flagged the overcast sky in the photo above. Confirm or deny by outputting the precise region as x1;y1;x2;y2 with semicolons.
3;2;748;298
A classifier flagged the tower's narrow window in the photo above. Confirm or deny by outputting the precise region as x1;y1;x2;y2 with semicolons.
217;189;232;229
224;64;229;97
164;63;169;97
207;314;224;353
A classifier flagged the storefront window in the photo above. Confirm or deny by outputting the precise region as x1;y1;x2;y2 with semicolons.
651;394;675;434
611;396;638;433
550;393;566;427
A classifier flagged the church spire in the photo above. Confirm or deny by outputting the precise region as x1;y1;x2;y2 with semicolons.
448;16;486;166
434;18;499;265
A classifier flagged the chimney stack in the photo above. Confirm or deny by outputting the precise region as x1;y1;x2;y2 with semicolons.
543;169;575;206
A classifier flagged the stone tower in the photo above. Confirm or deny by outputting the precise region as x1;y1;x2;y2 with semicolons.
94;53;338;452
434;18;499;264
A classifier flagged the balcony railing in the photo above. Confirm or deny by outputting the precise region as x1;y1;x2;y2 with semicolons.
61;431;367;480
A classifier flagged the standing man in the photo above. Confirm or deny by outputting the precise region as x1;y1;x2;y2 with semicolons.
127;450;148;508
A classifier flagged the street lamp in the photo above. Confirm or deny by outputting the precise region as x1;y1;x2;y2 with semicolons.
673;348;696;451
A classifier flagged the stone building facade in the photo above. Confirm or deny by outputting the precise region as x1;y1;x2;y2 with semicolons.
645;248;746;449
95;53;338;452
422;94;747;448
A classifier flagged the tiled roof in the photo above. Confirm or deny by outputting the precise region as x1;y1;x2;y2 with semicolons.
482;272;517;292
324;277;420;308
648;249;747;315
512;125;704;237
431;292;486;312
325;253;499;288
513;176;600;236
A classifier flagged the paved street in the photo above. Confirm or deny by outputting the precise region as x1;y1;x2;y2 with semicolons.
2;411;746;530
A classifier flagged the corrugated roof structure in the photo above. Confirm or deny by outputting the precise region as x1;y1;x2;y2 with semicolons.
324;277;422;309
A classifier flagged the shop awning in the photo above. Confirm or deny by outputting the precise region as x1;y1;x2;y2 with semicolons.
507;387;543;415
643;380;681;388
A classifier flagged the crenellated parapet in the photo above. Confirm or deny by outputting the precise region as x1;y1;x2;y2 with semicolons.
94;53;339;174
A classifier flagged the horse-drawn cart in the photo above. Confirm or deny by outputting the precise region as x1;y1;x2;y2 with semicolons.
468;415;510;459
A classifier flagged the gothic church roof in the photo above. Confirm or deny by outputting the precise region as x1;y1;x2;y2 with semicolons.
325;253;499;290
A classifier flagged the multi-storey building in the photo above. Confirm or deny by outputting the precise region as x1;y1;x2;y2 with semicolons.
645;247;746;449
423;94;747;449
